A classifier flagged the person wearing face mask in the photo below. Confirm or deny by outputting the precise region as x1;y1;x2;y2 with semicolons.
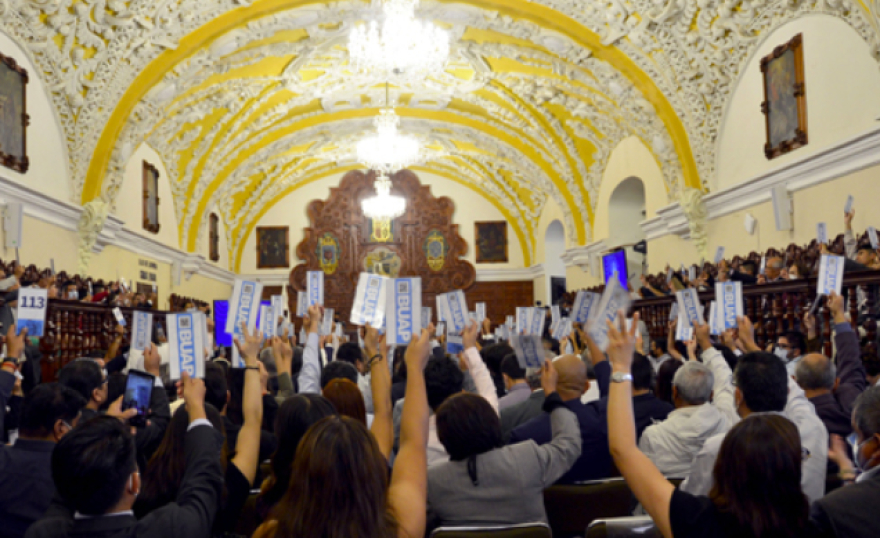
811;386;880;538
776;330;808;377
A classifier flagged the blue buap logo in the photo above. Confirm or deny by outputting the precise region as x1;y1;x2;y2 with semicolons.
396;281;413;342
177;314;197;377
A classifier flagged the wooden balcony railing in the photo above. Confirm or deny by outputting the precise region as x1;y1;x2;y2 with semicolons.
39;300;170;382
633;270;880;358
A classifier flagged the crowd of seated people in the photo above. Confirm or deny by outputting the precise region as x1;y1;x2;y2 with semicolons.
0;220;880;538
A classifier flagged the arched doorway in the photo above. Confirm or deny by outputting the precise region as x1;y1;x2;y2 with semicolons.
544;220;566;304
607;177;646;287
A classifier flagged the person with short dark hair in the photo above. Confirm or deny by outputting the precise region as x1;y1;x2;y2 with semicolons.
647;338;672;372
320;361;359;389
499;367;545;440
682;317;828;504
26;373;223;538
481;343;514;398
335;341;374;413
498;354;529;410
427;361;580;530
811;386;880;538
58;360;107;423
628;354;674;438
0;383;86;538
777;330;808;376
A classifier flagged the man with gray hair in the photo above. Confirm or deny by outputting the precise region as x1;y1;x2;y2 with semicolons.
638;326;737;478
795;292;866;438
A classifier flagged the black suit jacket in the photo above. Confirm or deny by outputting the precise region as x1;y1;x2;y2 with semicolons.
812;470;880;538
25;424;224;538
0;439;56;538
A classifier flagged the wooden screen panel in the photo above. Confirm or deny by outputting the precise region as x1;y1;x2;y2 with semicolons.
262;286;282;301
209;213;220;262
465;280;534;327
290;169;476;323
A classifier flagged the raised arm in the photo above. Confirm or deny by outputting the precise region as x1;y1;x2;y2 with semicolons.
534;359;582;486
606;313;675;538
271;329;297;401
827;292;866;413
105;324;125;363
462;320;499;414
230;323;265;485
695;322;738;427
388;326;433;538
844;209;857;260
364;324;393;460
667;320;684;361
297;304;323;394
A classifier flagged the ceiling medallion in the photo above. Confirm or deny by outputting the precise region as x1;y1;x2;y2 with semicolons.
348;0;450;83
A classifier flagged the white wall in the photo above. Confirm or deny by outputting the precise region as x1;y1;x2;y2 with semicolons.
115;143;181;249
715;14;880;190
0;30;71;202
239;170;526;273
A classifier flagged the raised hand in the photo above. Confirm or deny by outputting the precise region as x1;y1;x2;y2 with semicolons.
144;342;162;376
405;325;434;372
271;328;294;375
6;325;26;361
363;323;387;359
540;358;558;395
180;371;207;421
106;395;138;423
845;208;855;230
736;315;759;352
234;322;262;367
462;319;479;350
306;304;323;334
606;311;637;373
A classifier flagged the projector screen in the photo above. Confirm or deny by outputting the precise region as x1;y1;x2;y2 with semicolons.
213;299;270;348
602;250;628;291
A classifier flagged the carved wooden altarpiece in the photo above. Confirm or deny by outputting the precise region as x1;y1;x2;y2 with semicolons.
289;170;476;323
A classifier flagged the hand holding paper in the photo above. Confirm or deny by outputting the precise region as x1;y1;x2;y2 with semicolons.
144;343;162;377
540;359;558;395
606;312;637;373
462;319;479;350
405;326;434;371
307;303;323;334
363;323;387;359
234;322;262;366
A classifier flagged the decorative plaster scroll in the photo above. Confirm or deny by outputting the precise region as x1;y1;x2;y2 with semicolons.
679;187;709;261
77;199;110;275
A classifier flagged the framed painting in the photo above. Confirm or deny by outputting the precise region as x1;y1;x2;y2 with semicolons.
0;51;30;173
761;33;807;160
475;221;508;263
209;213;220;262
142;161;161;234
257;226;289;269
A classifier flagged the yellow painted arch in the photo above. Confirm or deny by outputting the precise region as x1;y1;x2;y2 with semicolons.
83;0;701;250
187;104;581;251
231;164;533;271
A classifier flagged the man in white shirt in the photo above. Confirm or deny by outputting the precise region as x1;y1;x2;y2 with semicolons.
681;317;828;504
640;323;736;478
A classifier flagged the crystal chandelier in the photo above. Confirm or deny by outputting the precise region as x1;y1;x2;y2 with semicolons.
355;106;421;175
349;0;450;82
362;173;407;220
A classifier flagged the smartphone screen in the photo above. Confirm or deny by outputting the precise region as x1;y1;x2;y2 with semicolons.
123;370;154;428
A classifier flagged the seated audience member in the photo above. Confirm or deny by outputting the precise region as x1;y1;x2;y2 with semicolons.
482;343;516;398
865;354;880;387
647;338;672;372
811;387;880;538
682;317;828;503
795;292;866;438
654;358;683;406
0;384;86;538
253;326;435;538
509;354;612;483
787;259;811;280
58;359;107;423
500;367;545;440
257;394;337;519
721;259;759;285
323;378;367;425
627;354;674;438
498;354;530;410
25;374;223;538
759;256;785;283
320;361;359;389
777;329;808;377
336;341;374;413
605;315;826;538
640;324;736;478
135;326;265;534
427;361;580;530
845;208;880;270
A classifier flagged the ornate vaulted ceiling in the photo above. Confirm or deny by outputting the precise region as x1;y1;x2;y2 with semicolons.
2;0;879;271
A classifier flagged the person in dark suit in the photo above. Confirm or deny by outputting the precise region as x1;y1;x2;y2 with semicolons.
795;292;867;438
0;382;86;538
57;360;107;424
508;354;612;483
25;373;223;538
811;386;880;538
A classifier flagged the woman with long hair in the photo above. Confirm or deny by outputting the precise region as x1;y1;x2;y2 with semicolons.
253;306;434;538
257;393;337;518
605;313;825;538
135;323;265;533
